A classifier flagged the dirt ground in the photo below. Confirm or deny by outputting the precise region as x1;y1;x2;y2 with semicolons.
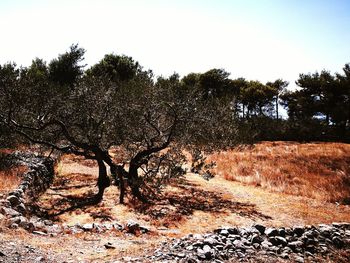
1;148;350;262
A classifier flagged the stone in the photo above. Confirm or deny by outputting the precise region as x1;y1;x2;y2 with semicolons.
193;233;203;239
233;240;246;250
254;224;266;235
43;220;53;226
18;217;34;230
253;243;260;249
16;203;26;213
280;252;289;259
0;200;10;208
46;224;63;234
104;242;116;249
216;245;224;251
288;240;304;251
332;236;344;248
303;230;317;238
113;222;123;230
293;226;304;237
278;228;286;237
176;253;186;258
202;245;211;253
261;240;273;249
224;244;233;250
305;245;316;253
139;225;149;233
10;223;18;229
332;222;347;228
228;234;241;240
294;255;305;263
186;245;194;251
7;216;21;225
193;241;204;247
7;195;20;206
197;253;206;260
35;256;45;262
32;231;48;236
265;227;278;237
227;227;239;235
268;246;280;253
2;207;20;217
219;229;229;236
269;236;287;246
81;223;93;231
126;220;140;234
251;234;263;244
204;237;217;245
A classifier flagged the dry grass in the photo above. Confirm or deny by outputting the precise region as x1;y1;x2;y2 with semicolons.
0;165;26;193
2;145;350;262
207;141;350;203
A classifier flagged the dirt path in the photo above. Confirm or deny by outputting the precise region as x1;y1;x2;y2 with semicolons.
181;174;350;230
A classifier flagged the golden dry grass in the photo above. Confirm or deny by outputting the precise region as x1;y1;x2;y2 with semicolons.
0;165;26;193
207;141;350;203
3;144;350;262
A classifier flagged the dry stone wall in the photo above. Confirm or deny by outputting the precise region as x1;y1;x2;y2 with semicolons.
147;223;350;262
0;152;54;229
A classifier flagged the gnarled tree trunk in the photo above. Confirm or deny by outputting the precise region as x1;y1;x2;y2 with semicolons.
96;158;110;202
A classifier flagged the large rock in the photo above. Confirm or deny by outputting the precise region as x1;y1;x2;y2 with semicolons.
293;226;305;237
251;234;263;244
269;236;288;246
6;195;20;206
254;224;266;235
1;207;20;217
288;240;304;251
126;220;140;234
265;227;279;237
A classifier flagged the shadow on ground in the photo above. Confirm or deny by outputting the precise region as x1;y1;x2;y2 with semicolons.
130;178;272;225
31;175;272;225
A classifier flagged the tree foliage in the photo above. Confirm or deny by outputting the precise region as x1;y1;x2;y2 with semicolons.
1;45;349;206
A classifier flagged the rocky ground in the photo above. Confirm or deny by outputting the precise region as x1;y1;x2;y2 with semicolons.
0;236;67;263
0;222;349;262
146;223;350;262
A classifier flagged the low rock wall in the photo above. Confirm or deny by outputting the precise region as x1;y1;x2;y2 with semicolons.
149;223;350;262
0;152;54;229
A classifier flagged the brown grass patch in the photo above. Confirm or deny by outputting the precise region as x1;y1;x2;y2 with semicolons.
207;141;350;203
0;165;26;193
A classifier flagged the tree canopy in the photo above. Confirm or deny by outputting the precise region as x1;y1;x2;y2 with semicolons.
1;45;349;204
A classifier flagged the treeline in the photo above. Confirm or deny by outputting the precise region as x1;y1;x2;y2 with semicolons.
179;66;350;142
0;45;349;202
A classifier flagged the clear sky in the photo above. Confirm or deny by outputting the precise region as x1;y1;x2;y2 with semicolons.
0;0;349;87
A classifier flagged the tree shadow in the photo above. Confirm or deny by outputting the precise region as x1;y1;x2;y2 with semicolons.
31;175;272;225
132;178;272;225
30;191;102;219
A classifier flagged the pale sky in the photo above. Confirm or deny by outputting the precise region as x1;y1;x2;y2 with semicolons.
0;0;349;87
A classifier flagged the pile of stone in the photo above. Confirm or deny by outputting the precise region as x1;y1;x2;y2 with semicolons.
1;212;150;237
148;223;350;262
0;152;54;229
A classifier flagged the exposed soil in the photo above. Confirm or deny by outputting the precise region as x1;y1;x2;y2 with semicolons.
1;145;350;262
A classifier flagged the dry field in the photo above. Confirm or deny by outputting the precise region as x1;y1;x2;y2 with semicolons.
1;142;350;262
207;141;350;204
0;166;25;193
0;151;25;194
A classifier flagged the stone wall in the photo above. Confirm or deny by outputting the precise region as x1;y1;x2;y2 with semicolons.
149;223;350;262
0;152;54;229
